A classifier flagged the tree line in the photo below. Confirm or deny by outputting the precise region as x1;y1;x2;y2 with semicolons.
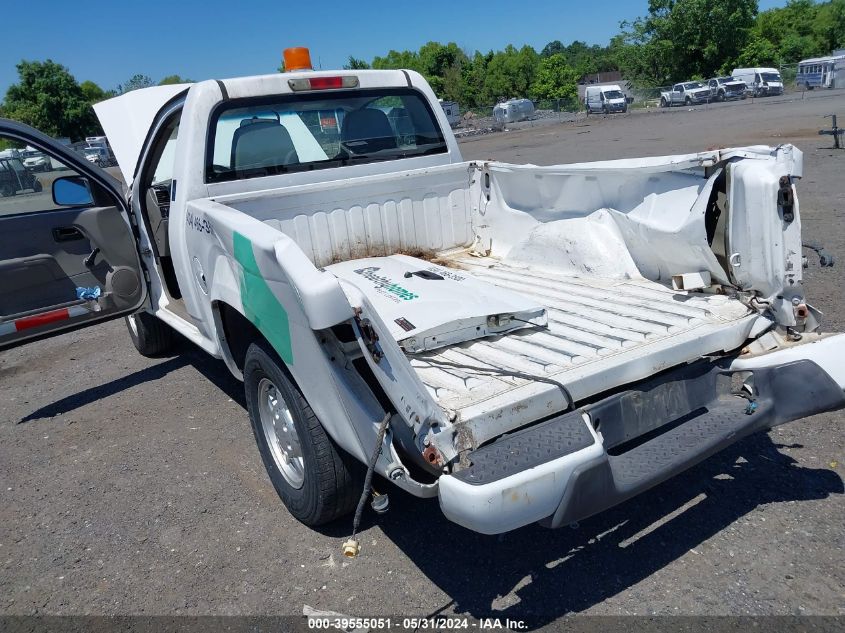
351;0;844;106
1;0;842;141
0;63;191;141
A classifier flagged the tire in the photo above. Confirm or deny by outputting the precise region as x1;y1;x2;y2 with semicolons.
244;341;361;527
33;180;42;193
602;106;609;115
660;97;668;108
1;183;15;197
685;96;692;106
125;311;175;357
718;91;725;102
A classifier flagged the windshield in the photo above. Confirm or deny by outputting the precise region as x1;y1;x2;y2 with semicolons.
603;90;624;99
207;88;447;183
761;72;781;82
683;82;704;89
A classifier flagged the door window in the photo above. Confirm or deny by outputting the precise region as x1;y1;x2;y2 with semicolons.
0;127;146;349
0;136;91;217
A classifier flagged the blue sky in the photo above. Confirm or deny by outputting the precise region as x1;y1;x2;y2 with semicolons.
2;0;785;96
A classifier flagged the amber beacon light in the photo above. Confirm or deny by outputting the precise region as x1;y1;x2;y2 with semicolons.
283;47;313;72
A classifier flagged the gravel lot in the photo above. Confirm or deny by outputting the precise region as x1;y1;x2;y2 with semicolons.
0;91;843;624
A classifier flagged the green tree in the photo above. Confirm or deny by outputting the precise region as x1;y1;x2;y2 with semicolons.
343;56;370;69
737;0;845;67
459;51;491;107
813;0;845;51
79;80;109;104
481;45;538;103
541;40;565;57
158;74;193;85
736;34;781;65
118;74;154;93
372;49;422;73
372;42;468;97
617;0;758;84
531;54;579;101
2;60;99;140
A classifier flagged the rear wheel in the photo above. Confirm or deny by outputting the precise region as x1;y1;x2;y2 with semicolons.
125;311;175;357
660;97;668;108
244;341;361;527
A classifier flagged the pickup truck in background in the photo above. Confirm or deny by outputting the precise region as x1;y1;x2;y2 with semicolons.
707;76;747;101
660;81;711;107
1;50;843;536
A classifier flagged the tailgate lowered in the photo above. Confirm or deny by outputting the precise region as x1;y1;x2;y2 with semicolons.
328;254;546;353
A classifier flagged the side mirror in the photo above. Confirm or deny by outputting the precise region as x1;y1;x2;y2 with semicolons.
53;175;94;207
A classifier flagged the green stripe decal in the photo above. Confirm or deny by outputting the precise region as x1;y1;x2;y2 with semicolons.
233;232;293;364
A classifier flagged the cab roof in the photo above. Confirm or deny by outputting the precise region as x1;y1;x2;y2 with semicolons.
93;69;417;185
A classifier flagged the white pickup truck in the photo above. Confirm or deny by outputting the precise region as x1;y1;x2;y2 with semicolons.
1;60;843;536
660;81;711;107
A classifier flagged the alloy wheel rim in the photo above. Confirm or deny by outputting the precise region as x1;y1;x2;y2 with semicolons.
257;378;305;489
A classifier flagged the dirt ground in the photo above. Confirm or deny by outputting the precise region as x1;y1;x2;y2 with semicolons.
0;91;843;624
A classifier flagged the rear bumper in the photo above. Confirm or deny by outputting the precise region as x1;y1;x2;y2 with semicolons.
438;335;845;534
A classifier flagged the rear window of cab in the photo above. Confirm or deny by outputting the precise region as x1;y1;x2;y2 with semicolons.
205;88;447;183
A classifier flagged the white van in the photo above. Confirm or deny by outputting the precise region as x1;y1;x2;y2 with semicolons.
731;67;784;97
584;84;628;114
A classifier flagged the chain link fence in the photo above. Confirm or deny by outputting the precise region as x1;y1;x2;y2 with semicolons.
449;96;585;136
447;61;824;137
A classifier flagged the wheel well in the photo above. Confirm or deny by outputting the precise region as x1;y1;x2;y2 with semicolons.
216;301;262;372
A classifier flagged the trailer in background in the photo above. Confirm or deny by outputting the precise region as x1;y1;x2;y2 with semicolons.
439;100;461;128
493;98;535;124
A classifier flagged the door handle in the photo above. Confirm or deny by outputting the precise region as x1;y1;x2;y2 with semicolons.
52;226;84;242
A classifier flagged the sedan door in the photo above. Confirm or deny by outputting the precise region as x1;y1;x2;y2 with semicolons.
0;119;146;349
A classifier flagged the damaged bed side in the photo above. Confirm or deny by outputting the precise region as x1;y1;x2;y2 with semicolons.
303;145;844;533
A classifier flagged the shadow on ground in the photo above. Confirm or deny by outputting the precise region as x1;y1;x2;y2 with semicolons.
20;339;246;424
372;433;842;625
16;344;843;625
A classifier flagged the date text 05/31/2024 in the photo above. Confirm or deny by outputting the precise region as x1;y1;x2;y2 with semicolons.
307;617;528;630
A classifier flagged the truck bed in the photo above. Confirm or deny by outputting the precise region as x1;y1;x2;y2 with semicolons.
408;255;756;447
